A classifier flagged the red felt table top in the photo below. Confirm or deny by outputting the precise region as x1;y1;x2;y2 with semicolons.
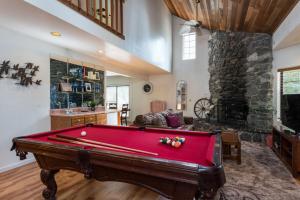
25;125;216;167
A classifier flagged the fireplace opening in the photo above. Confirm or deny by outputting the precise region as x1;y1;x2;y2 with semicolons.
217;98;249;127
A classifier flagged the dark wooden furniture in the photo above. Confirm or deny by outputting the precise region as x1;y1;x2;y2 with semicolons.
120;104;129;126
221;131;241;164
272;127;300;177
12;124;225;200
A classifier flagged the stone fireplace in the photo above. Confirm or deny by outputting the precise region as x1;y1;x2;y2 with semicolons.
208;31;273;133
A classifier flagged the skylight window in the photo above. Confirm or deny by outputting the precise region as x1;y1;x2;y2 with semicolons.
182;32;196;60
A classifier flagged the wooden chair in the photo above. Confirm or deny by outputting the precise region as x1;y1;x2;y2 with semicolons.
121;104;130;126
221;131;241;164
108;103;118;109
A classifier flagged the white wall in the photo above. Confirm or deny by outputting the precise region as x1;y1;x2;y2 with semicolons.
147;17;211;117
273;44;300;69
0;27;51;172
273;2;300;49
26;0;173;72
124;0;172;71
0;26;150;172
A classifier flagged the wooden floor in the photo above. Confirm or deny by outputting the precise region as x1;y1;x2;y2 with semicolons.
1;162;300;200
0;162;166;200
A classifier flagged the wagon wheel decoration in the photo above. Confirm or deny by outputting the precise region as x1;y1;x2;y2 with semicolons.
194;98;214;119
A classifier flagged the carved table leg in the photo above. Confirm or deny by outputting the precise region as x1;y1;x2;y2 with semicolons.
40;169;59;200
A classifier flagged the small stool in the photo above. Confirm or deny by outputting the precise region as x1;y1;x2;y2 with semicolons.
221;131;241;164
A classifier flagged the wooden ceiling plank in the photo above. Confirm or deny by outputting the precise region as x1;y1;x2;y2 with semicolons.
171;0;190;21
196;1;205;23
246;8;259;32
199;0;211;29
164;0;177;15
261;0;280;32
181;0;195;19
230;0;238;31
253;0;273;32
215;0;222;30
243;3;255;32
234;0;244;31
205;0;215;30
178;0;191;20
222;0;229;31
238;0;250;30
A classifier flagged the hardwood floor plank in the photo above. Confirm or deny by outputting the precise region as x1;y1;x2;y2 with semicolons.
0;162;167;200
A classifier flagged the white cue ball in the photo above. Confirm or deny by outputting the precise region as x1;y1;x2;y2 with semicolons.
81;131;87;136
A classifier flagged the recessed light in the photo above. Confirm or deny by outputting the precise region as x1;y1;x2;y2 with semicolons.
98;50;104;54
50;32;62;37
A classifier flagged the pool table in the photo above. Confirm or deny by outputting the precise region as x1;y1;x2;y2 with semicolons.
11;124;225;200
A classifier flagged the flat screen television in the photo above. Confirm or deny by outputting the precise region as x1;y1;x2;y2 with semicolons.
280;69;300;133
281;94;300;133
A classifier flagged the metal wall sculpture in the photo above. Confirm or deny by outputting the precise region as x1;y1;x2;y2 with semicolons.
0;60;41;86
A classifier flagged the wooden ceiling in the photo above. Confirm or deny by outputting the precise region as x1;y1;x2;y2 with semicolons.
164;0;299;34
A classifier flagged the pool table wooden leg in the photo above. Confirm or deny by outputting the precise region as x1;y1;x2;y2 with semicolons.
40;169;59;200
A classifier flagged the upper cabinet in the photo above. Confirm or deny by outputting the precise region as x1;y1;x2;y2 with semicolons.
58;0;124;39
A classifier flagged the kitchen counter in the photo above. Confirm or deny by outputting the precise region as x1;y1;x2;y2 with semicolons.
50;109;120;117
50;107;121;130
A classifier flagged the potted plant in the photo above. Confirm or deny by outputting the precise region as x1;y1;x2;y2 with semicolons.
90;101;96;111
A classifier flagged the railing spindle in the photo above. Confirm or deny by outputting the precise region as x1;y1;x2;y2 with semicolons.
120;0;124;34
116;0;119;33
58;0;124;38
105;0;108;26
100;0;103;23
111;0;115;29
78;0;81;10
93;0;95;18
86;0;89;15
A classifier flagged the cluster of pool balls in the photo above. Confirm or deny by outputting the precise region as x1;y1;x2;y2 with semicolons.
159;136;186;148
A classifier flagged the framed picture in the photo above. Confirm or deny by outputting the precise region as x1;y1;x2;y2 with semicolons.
85;83;92;92
95;72;100;80
59;82;72;92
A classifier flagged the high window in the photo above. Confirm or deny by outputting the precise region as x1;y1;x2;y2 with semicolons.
182;32;196;60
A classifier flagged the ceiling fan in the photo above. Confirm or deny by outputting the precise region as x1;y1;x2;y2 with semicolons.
179;0;203;36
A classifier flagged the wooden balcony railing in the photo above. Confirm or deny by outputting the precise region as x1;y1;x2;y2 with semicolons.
58;0;125;39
